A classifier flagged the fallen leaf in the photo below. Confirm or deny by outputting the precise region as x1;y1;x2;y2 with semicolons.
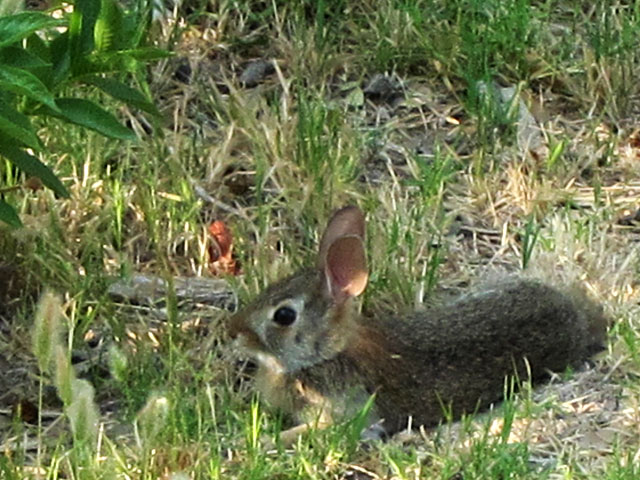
208;220;239;275
24;177;43;192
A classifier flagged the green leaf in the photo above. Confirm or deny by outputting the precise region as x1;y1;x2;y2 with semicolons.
84;48;171;75
119;48;173;61
0;44;52;87
0;199;22;228
0;105;42;150
55;98;136;140
94;0;124;52
87;76;160;116
0;12;65;48
49;32;71;85
25;31;52;64
0;66;60;113
69;0;101;58
121;0;149;49
0;45;50;69
0;142;69;198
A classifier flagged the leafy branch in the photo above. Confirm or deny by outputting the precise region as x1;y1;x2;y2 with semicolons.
0;0;168;226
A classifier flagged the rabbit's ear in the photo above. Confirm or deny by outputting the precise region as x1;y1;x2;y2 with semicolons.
318;206;365;265
319;206;368;302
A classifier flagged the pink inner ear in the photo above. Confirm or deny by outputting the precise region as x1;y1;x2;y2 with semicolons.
325;236;368;298
318;206;365;270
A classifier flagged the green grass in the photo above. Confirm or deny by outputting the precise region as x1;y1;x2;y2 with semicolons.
1;0;640;478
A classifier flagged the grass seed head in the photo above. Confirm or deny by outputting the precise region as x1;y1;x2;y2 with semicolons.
54;344;74;406
108;344;129;384
32;291;63;374
67;379;99;446
136;393;169;444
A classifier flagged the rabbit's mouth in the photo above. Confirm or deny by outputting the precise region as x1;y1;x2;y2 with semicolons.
254;350;286;375
231;329;286;375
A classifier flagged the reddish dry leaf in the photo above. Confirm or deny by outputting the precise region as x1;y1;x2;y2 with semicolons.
629;129;640;149
24;177;43;192
208;220;239;275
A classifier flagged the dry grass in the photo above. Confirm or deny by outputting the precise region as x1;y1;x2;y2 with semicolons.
2;0;640;478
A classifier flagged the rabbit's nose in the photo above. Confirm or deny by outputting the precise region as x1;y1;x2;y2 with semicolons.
227;313;252;340
227;314;263;352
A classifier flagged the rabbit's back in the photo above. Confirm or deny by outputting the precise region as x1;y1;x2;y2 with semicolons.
344;278;606;432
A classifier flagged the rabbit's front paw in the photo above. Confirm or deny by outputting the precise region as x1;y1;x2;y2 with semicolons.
278;423;312;446
360;421;387;443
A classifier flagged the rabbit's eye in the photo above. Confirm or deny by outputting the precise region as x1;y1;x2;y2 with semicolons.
273;306;297;326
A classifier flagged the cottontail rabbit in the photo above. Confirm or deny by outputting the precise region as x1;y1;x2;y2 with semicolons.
229;206;606;444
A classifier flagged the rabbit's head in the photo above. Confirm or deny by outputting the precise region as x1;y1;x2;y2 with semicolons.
229;206;369;373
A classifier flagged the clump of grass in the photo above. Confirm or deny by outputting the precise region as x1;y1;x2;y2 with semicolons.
0;0;22;15
520;215;540;270
583;2;640;123
459;0;534;81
